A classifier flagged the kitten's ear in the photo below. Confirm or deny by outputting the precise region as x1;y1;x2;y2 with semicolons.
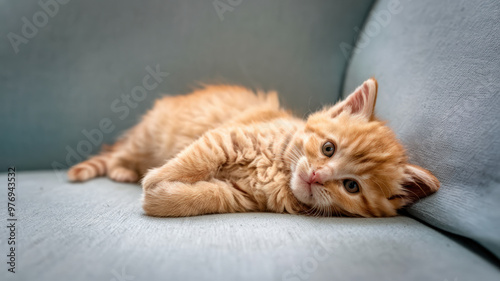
400;164;440;206
328;78;378;120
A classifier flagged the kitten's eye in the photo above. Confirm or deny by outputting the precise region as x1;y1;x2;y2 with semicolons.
343;179;359;193
322;141;335;157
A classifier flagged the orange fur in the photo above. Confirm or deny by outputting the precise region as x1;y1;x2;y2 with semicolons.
68;79;440;217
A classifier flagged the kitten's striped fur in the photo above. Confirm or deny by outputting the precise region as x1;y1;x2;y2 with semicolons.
68;79;440;217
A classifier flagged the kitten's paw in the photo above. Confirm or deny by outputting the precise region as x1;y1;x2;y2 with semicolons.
109;167;139;183
141;167;164;191
68;163;98;182
142;181;182;217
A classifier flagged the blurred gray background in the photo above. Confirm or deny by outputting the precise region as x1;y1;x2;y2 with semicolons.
0;0;374;170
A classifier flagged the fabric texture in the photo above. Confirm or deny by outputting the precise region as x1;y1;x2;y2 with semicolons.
1;171;499;281
0;0;374;171
343;0;500;258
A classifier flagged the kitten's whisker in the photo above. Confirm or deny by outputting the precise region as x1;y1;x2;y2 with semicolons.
307;204;321;217
285;153;301;162
403;188;421;201
373;180;388;198
316;206;322;217
284;152;300;163
411;181;425;200
289;146;303;159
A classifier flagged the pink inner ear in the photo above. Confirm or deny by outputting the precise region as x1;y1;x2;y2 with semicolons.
328;78;377;119
349;83;369;114
346;79;377;119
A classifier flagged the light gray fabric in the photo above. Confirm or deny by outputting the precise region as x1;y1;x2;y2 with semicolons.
0;0;374;171
1;170;499;281
343;0;500;257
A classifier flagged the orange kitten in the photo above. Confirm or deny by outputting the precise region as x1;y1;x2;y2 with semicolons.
68;79;440;217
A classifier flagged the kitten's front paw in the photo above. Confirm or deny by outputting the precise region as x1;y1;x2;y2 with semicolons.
141;180;181;217
108;167;138;183
141;167;164;191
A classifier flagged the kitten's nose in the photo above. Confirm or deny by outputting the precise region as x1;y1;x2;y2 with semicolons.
309;171;323;185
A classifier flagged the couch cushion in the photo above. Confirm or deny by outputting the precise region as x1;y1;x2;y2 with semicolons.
1;170;499;281
0;0;374;171
342;0;500;258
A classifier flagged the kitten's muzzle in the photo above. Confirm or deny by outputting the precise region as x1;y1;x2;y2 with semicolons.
309;171;323;185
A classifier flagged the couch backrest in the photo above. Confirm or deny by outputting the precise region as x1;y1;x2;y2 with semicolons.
343;0;500;258
0;0;374;171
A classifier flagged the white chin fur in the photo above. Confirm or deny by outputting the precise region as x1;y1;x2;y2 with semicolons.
290;157;315;206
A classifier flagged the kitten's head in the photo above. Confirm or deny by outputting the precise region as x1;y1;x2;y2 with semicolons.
289;78;440;217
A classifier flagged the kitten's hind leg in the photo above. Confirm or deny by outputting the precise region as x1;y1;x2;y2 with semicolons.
67;154;110;182
68;152;139;183
106;156;139;183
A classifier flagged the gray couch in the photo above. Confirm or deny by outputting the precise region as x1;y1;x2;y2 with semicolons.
1;1;499;280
